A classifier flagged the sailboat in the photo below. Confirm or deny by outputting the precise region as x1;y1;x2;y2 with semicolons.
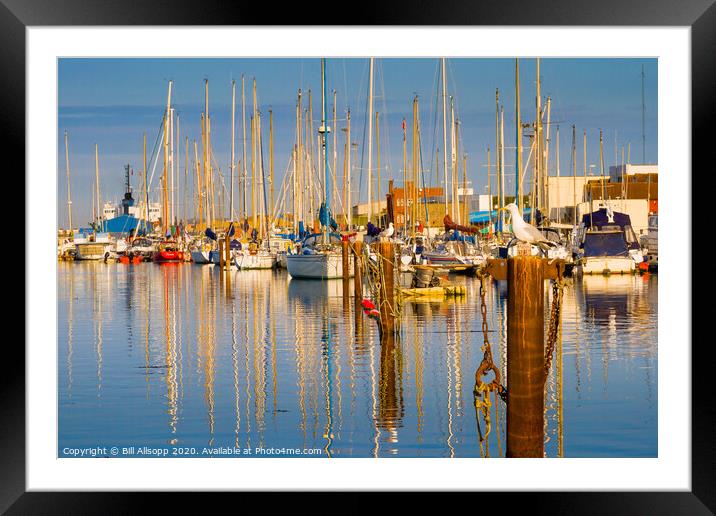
152;80;184;263
286;59;354;280
231;80;278;270
75;144;115;260
420;58;486;270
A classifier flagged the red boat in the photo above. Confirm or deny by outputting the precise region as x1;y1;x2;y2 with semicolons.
152;242;184;263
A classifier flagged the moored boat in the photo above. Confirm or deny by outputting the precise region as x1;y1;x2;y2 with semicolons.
573;207;642;275
152;241;184;263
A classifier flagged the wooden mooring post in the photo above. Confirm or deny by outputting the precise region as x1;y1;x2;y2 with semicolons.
353;241;364;333
485;251;565;458
507;254;544;457
376;241;397;335
353;241;363;305
218;239;225;270
224;232;231;272
342;239;350;298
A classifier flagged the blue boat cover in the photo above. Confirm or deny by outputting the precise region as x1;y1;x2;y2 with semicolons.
582;208;632;229
583;231;629;257
366;222;381;237
319;202;338;230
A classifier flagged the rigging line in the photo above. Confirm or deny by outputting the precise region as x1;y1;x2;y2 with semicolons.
342;59;349;112
377;59;393;179
146;115;166;194
429;59;440;188
417;102;430;226
357;62;370;209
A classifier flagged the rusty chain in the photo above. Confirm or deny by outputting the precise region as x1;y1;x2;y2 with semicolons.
544;267;565;381
474;270;508;404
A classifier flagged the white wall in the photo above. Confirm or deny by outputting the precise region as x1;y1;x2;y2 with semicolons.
576;199;649;234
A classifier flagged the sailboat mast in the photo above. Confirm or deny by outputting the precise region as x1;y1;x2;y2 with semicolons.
515;58;522;211
554;124;560;222
346;110;352;229
162;80;170;235
442;58;449;217
462;153;467;225
544;97;551;222
495;89;502;231
292;144;298;235
641;64;646;163
321;58;330;239
250;115;254;229
143;133;148;225
450;96;457;221
64;131;73;231
95;143;101;229
412;96;418;237
535;59;542;218
571;125;577;226
269;109;274;229
376;111;381;220
367;58;374;224
500;106;505;226
332;90;337;218
230;79;236;223
257;111;265;237
297;91;303;228
402;117;407;235
184;135;188;225
203;80;211;228
487;146;492;229
173;111;178;226
194;141;202;229
252;78;258;231
241;75;247;222
599;129;606;202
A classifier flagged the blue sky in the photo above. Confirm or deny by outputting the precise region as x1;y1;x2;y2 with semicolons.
58;58;657;227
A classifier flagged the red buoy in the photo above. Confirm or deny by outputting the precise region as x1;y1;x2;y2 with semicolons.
361;299;376;310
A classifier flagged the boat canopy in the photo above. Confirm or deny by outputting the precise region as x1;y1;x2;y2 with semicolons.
583;231;629;257
582;208;631;229
582;208;640;250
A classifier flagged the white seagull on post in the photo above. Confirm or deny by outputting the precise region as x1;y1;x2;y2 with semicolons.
500;203;557;252
379;222;395;240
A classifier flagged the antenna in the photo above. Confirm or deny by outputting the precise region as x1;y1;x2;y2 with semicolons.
641;64;646;164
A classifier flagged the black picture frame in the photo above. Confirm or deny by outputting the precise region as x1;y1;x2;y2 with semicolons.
7;0;708;510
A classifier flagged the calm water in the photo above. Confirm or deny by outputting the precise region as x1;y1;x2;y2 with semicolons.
57;262;657;458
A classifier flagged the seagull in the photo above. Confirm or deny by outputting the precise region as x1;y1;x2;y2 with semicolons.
378;222;394;240
500;203;557;252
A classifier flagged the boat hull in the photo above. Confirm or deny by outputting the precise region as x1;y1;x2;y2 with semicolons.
190;250;212;264
74;242;113;261
286;253;354;279
153;250;184;263
234;253;277;270
276;251;288;269
579;257;635;275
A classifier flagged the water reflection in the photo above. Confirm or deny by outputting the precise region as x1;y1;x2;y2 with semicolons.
58;264;657;458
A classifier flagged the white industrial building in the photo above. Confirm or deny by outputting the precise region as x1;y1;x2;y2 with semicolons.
608;164;658;182
546;175;608;224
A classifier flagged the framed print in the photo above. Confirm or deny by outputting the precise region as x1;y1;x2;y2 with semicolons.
7;0;710;511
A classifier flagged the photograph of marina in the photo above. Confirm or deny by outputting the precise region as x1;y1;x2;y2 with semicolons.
57;57;657;458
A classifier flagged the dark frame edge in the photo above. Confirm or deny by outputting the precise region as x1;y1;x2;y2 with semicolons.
691;1;716;513
7;0;712;513
1;0;26;514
